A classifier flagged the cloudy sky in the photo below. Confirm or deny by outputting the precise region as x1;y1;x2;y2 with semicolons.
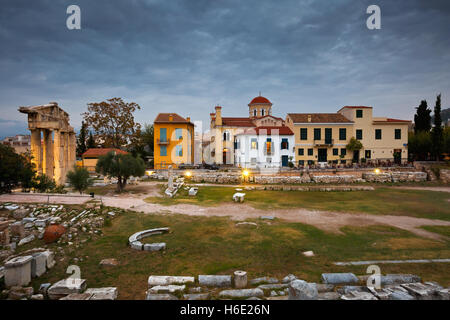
1;0;449;138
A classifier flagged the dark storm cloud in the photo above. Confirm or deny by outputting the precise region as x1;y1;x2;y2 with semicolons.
0;0;449;136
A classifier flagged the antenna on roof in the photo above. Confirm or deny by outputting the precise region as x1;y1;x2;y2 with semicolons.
259;91;261;96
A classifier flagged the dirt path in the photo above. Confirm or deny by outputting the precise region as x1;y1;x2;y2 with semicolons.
0;193;90;205
2;188;449;241
101;196;450;241
391;186;450;193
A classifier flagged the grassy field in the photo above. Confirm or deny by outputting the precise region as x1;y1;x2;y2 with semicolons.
145;186;450;220
28;210;450;299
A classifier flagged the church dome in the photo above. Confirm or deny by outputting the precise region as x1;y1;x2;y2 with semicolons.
249;96;272;105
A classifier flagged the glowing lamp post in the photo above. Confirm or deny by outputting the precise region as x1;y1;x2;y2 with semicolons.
242;169;250;183
184;171;192;179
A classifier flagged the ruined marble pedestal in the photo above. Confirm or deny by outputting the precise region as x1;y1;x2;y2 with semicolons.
4;255;33;287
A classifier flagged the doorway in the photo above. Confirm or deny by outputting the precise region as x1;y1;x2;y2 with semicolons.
281;155;289;167
353;150;360;163
223;149;229;164
318;149;327;162
393;149;402;164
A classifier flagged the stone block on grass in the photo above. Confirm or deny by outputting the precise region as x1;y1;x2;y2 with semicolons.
321;273;359;285
4;255;32;287
198;275;232;287
288;280;318;300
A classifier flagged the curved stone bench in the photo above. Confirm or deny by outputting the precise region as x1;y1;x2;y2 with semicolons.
128;228;169;252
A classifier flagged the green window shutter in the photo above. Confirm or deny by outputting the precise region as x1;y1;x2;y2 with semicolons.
160;128;167;141
375;129;382;140
314;128;321;140
356;130;363;140
356;110;363;118
300;128;307;140
160;145;167;156
339;128;346;140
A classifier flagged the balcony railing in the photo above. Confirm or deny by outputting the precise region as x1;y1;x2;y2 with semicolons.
314;139;334;146
157;139;170;145
263;149;275;156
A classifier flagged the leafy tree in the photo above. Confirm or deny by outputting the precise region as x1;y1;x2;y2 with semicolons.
19;151;37;192
346;137;363;163
0;144;36;193
414;100;432;133
95;151;145;192
431;94;443;160
87;131;97;149
408;131;432;161
431;107;450;124
76;121;88;157
66;165;93;194
129;123;154;158
82;97;142;148
346;137;363;151
33;174;56;193
443;126;450;156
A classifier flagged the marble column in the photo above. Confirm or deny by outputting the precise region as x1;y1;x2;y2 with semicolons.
30;129;42;174
64;133;70;172
42;129;54;179
53;130;63;185
70;133;76;167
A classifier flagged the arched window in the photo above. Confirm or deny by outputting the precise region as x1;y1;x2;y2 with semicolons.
253;110;257;117
223;131;230;141
261;109;265;116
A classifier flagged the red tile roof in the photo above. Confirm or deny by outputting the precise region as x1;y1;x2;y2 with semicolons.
249;96;272;105
254;115;284;121
373;118;411;123
240;126;294;135
221;117;256;127
287;113;352;123
154;113;193;124
82;148;128;158
341;106;372;109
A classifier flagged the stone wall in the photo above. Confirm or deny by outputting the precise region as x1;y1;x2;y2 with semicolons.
440;169;450;184
362;172;427;183
310;175;363;183
151;170;429;185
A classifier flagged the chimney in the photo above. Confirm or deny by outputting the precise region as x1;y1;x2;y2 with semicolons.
169;114;173;122
215;106;222;126
186;117;191;122
307;115;312;123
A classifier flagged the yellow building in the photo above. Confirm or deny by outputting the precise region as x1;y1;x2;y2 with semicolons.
153;113;194;169
286;106;411;166
81;148;128;172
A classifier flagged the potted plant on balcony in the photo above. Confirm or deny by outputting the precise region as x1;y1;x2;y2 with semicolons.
346;137;363;164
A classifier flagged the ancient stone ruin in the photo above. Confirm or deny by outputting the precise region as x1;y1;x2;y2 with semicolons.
144;272;449;300
128;227;168;252
19;102;76;185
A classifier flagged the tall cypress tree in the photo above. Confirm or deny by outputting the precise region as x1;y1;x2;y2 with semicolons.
76;121;88;157
431;94;443;160
414;100;432;133
87;131;97;149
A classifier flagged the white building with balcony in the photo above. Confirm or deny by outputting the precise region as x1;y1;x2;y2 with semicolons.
235;126;295;170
